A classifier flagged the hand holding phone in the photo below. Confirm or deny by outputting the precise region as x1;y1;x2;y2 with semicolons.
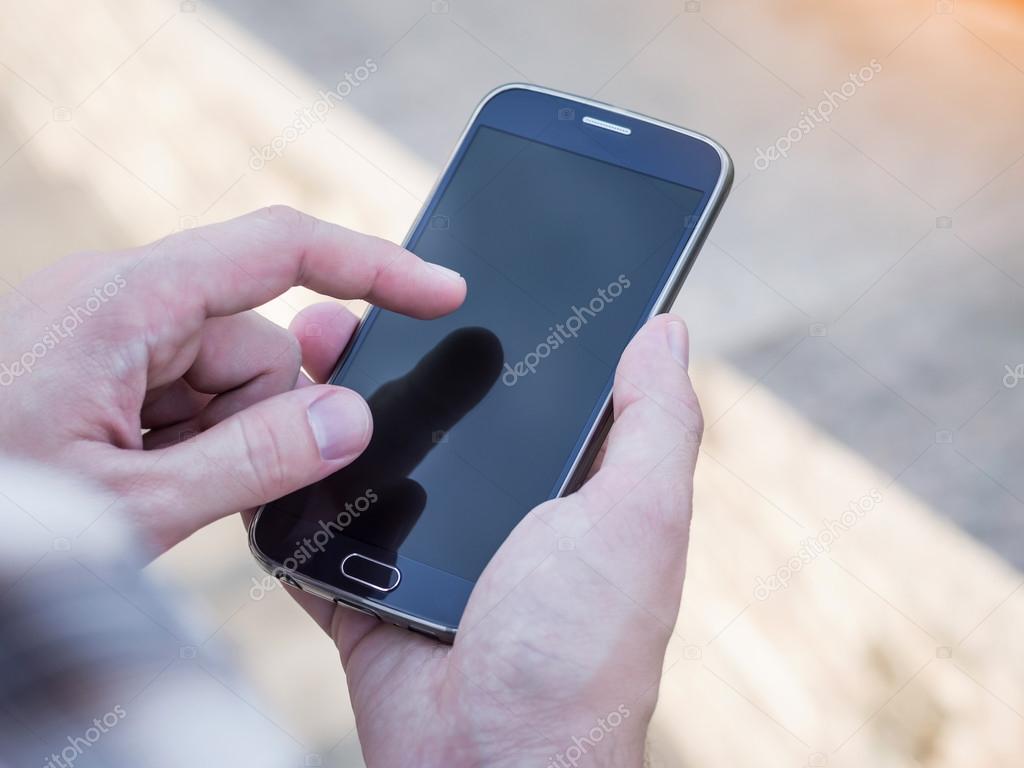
0;223;700;765
279;306;702;768
0;246;700;768
2;116;714;764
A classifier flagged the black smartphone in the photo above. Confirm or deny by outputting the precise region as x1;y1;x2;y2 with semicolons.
250;84;732;642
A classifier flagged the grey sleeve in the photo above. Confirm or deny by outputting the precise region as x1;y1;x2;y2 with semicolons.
0;461;298;768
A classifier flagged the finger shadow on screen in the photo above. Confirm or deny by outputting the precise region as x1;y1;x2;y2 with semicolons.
314;326;504;557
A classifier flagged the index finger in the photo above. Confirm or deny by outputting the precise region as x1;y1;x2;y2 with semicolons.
131;205;466;319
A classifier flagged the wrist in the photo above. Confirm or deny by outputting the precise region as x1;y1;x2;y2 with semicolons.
479;721;647;768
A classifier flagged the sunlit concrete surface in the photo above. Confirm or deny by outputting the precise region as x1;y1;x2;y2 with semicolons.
1;0;1022;765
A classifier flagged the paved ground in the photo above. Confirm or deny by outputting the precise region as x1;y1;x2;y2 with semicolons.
1;0;1022;765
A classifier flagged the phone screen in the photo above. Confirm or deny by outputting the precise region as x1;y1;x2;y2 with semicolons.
269;124;704;584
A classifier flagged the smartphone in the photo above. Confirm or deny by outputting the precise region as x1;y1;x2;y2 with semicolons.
250;84;732;642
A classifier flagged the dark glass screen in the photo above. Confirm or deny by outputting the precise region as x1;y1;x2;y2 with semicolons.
272;125;704;582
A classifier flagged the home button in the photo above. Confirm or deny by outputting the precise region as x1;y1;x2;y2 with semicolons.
340;554;401;592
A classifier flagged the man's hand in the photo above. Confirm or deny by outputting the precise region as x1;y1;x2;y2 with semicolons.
283;308;701;767
0;206;465;553
1;208;701;766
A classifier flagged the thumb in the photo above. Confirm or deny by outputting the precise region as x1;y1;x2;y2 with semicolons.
581;313;703;515
151;385;371;540
535;314;703;557
535;313;702;627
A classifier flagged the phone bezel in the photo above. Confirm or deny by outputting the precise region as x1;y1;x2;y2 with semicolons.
249;83;733;642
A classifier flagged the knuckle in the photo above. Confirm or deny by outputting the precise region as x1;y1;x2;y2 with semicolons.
237;410;290;500
264;325;303;389
245;313;303;388
633;467;695;541
280;326;302;375
354;233;401;284
35;249;123;298
670;378;704;443
629;386;703;448
683;399;704;445
259;204;313;237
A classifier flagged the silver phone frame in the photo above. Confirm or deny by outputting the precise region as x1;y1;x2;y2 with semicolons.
249;82;733;643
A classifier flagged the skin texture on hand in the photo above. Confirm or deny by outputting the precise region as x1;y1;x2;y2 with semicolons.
0;207;702;767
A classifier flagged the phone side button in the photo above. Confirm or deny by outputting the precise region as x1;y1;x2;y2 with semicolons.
278;573;300;589
334;595;379;618
340;553;401;592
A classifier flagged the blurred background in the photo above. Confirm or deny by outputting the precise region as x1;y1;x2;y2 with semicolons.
2;0;1023;765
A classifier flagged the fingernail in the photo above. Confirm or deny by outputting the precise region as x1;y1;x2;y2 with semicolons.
307;390;371;461
666;320;689;369
427;262;462;281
